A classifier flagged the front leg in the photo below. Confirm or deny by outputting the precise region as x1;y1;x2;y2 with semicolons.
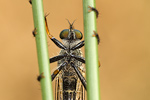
45;15;67;50
50;54;67;63
70;40;85;50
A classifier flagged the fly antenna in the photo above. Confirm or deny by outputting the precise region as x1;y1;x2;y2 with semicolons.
66;19;72;29
66;19;71;26
65;19;77;29
71;19;77;26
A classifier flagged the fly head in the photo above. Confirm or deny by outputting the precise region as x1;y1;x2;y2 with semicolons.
60;19;83;40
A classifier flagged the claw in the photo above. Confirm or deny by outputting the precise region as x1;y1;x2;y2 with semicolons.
44;14;53;39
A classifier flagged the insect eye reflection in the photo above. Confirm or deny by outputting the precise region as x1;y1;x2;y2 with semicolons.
60;29;69;39
60;29;83;40
74;29;83;39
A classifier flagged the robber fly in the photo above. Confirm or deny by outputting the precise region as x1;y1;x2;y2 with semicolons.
44;16;87;100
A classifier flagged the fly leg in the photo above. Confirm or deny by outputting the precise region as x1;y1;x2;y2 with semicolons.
45;15;67;50
70;54;100;67
51;62;68;81
70;31;100;50
70;54;85;64
70;62;87;90
70;40;85;50
50;54;67;63
88;6;99;18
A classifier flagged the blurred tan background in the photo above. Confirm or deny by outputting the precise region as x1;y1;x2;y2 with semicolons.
0;0;150;100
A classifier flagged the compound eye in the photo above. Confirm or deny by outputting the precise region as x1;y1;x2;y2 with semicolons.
74;29;83;39
60;29;69;39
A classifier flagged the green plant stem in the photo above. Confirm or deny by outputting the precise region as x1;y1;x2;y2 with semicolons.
82;0;101;100
31;0;53;100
